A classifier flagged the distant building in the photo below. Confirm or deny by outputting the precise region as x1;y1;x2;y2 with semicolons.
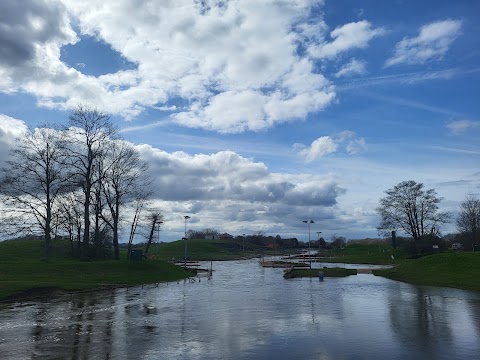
451;243;463;250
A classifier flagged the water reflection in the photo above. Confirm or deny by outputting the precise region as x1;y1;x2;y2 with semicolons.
388;285;454;359
0;260;479;359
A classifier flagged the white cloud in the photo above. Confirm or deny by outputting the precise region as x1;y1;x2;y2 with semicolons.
0;115;28;138
385;19;462;67
137;145;344;206
335;58;367;78
0;114;28;166
308;20;385;59
0;0;342;133
296;136;337;162
132;144;346;237
295;131;367;162
346;137;367;154
447;120;480;135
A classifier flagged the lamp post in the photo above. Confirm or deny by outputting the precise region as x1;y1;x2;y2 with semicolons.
316;231;322;251
184;216;190;261
243;233;246;251
157;221;163;256
303;220;314;268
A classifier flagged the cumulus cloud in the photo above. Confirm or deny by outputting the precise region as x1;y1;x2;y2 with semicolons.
0;0;75;68
0;114;28;166
447;120;480;134
335;58;367;78
0;0;344;132
385;19;462;67
137;146;343;206
295;136;337;162
0;0;77;93
295;131;367;162
131;144;346;236
308;20;385;59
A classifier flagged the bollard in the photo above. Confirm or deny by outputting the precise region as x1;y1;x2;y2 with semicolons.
318;271;324;281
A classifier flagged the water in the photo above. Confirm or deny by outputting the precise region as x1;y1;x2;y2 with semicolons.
1;259;479;359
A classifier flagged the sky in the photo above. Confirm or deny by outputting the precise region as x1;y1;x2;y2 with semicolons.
0;0;479;243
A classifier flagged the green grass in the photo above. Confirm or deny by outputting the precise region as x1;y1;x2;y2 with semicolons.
284;267;357;278
146;238;265;261
373;252;480;292
323;243;405;265
0;239;192;301
3;239;479;300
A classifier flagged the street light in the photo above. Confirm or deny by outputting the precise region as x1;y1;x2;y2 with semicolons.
243;233;246;251
303;220;314;268
316;231;322;250
184;216;191;261
157;221;163;256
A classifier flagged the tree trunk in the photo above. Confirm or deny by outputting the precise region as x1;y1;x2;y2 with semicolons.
144;221;156;255
113;199;120;260
82;193;90;260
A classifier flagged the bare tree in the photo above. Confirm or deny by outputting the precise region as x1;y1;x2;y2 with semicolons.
101;140;149;259
126;189;151;259
187;228;219;239
143;211;164;256
457;193;480;251
0;127;69;259
330;235;346;248
63;105;117;259
57;191;84;257
377;180;450;240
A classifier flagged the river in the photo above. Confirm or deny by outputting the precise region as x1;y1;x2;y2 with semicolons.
1;259;479;359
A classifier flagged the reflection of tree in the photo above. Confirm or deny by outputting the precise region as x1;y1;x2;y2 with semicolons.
26;293;117;359
122;290;160;359
469;300;480;342
388;286;453;356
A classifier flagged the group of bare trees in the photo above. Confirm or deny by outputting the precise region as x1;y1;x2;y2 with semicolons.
456;193;480;250
0;106;151;260
377;180;480;251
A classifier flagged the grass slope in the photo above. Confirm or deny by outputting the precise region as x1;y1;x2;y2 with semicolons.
373;252;480;292
0;240;191;301
326;244;405;265
147;238;263;261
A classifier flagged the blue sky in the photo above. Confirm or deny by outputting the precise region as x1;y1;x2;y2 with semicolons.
0;0;479;242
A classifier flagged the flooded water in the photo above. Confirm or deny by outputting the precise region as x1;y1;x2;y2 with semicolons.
1;259;479;359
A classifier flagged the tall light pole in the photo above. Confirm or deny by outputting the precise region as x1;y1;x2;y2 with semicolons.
157;221;163;256
243;233;246;251
316;231;322;251
184;215;190;261
303;220;314;268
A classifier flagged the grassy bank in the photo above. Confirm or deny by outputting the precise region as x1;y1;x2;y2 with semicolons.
284;267;357;279
322;243;405;265
0;240;192;301
149;238;266;261
3;239;479;300
373;252;480;292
